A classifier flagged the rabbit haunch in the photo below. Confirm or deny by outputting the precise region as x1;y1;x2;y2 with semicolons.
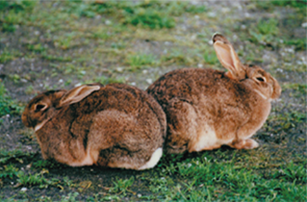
147;34;281;154
22;83;166;170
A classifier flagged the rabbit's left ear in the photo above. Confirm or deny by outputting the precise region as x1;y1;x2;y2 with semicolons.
58;85;100;107
213;33;246;80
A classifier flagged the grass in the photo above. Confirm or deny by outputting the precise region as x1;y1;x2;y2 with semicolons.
249;18;279;45
109;177;135;197
26;43;46;53
247;1;306;50
161;50;196;66
0;146;306;201
282;83;307;96
0;0;36;32
0;164;19;179
138;152;307;201
41;53;72;62
126;53;158;70
284;38;306;51
62;1;206;30
255;0;307;10
265;111;305;132
60;192;80;202
0;82;23;117
124;7;176;29
1;149;305;201
202;48;219;65
0;49;22;63
16;171;49;188
85;75;126;85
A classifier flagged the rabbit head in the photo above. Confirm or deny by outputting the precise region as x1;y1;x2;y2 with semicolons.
22;85;101;131
22;90;66;130
213;33;281;101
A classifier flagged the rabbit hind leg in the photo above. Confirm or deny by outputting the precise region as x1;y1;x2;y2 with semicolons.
229;139;259;150
165;100;198;154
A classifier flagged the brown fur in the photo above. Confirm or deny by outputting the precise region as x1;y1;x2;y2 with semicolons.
22;83;166;170
146;34;281;154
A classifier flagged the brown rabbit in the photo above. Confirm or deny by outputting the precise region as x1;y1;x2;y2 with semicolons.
146;34;281;154
22;83;166;170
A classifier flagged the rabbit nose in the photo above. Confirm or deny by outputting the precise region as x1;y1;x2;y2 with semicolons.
21;113;29;127
21;112;33;128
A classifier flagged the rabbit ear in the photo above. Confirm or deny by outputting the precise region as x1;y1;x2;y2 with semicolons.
34;102;49;112
271;76;282;100
213;34;246;80
59;85;100;107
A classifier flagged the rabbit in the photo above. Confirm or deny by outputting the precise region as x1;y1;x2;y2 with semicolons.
146;34;281;154
22;83;166;170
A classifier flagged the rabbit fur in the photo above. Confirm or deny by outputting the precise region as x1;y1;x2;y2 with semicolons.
146;34;281;154
22;83;166;170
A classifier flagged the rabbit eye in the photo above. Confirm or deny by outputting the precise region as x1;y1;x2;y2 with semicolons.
256;77;265;82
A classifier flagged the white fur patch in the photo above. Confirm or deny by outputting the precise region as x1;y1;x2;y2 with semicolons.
138;148;162;170
254;89;267;100
192;126;217;152
34;120;48;132
69;149;94;167
191;125;233;152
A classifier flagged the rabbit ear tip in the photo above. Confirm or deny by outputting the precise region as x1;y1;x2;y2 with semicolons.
212;33;223;43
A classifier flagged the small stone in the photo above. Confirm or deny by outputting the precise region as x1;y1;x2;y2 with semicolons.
146;79;152;84
208;12;216;17
221;8;230;13
116;67;123;72
21;187;27;192
190;34;197;41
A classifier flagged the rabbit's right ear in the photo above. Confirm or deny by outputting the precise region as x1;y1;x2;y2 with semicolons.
58;85;101;107
213;34;246;80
